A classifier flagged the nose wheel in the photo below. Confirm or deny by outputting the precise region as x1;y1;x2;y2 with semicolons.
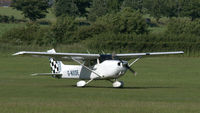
108;79;124;88
112;81;124;88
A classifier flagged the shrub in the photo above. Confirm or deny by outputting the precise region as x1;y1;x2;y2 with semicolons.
0;15;16;23
1;23;54;46
167;18;200;36
51;16;79;44
96;8;149;34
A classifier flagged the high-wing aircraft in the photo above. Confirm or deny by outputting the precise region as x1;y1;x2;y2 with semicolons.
13;49;184;88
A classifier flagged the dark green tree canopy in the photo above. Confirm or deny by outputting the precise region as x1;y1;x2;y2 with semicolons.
54;0;79;17
96;8;148;34
88;0;121;21
11;0;49;21
180;0;200;20
121;0;143;12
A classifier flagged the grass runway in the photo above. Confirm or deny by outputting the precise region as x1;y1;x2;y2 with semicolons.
0;54;200;113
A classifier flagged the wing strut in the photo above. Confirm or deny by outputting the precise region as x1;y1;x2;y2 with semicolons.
71;57;102;78
129;56;142;67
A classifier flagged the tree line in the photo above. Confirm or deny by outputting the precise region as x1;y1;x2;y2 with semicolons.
10;0;200;21
0;0;200;55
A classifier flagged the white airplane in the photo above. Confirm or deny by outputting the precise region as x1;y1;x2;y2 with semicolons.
13;49;183;88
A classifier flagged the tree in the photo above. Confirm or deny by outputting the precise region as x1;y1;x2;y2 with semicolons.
180;0;200;20
96;8;149;34
54;0;79;17
121;0;143;12
163;0;179;17
149;0;165;22
74;0;91;16
88;0;121;21
11;0;49;21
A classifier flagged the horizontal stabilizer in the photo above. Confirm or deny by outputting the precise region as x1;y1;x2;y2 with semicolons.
31;73;62;76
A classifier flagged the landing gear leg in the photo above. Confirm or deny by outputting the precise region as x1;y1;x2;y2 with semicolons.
76;79;94;87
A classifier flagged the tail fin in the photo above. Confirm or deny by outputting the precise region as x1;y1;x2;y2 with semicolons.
47;49;63;74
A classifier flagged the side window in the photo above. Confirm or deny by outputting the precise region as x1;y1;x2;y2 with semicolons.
84;59;97;66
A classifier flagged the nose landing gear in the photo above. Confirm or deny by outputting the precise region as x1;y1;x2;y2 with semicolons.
112;81;124;88
108;79;124;88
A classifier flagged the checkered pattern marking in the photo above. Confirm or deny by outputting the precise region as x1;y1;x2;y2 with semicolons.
49;58;60;73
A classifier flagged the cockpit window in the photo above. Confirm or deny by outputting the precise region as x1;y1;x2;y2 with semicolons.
84;59;97;66
99;55;117;63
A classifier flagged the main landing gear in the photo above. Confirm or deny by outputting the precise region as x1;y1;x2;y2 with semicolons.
76;79;124;88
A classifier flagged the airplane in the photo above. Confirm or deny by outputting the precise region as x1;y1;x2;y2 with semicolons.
13;49;184;88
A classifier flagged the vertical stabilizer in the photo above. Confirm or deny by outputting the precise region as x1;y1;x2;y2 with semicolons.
47;49;63;74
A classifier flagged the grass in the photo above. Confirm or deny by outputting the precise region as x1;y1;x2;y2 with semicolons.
0;54;200;113
0;7;24;19
0;23;25;36
0;7;55;21
149;25;167;34
0;7;55;37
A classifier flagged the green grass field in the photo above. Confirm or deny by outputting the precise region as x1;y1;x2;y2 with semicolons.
0;23;25;36
0;7;24;19
0;54;200;113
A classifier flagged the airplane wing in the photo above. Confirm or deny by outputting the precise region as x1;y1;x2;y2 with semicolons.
13;51;100;60
116;51;184;58
13;50;183;60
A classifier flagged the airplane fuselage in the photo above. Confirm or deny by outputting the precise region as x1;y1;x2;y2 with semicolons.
60;60;127;80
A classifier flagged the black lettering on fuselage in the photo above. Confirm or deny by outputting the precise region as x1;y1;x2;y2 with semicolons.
67;70;79;76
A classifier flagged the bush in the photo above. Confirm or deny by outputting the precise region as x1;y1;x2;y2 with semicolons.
96;8;149;34
167;18;200;36
0;23;55;46
0;15;16;23
51;16;79;44
84;31;200;54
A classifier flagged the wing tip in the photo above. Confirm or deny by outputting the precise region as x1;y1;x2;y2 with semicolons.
12;51;25;56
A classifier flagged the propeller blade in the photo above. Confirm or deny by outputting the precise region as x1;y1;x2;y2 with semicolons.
125;65;137;76
112;51;116;60
128;68;137;76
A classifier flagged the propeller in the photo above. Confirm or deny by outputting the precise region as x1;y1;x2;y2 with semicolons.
111;51;137;76
124;64;137;76
112;51;116;60
119;59;137;76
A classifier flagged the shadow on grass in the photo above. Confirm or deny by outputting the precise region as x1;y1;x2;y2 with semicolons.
46;84;177;89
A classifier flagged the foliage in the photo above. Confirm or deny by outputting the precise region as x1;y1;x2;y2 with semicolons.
0;23;54;46
96;8;149;34
87;0;121;21
148;0;165;22
85;31;200;53
72;22;107;42
74;0;92;16
53;0;79;17
50;16;79;44
11;0;49;21
180;0;200;20
167;18;200;36
121;0;143;12
0;15;15;23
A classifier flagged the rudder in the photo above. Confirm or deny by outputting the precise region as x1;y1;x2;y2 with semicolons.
47;49;63;74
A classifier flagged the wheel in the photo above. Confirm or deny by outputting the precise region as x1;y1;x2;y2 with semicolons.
112;81;124;88
76;80;86;87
